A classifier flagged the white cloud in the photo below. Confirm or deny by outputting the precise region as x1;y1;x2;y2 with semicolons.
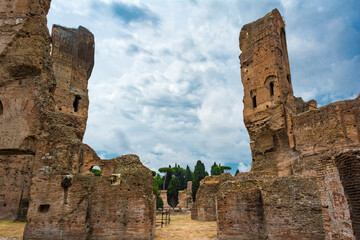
238;162;251;173
47;0;360;174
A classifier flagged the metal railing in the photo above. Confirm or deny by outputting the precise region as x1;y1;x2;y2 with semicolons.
156;209;171;228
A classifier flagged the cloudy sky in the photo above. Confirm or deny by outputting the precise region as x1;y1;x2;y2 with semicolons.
47;0;360;174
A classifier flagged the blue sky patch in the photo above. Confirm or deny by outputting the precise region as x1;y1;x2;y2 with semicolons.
111;3;159;25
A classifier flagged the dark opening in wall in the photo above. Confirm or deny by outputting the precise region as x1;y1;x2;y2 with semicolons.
73;95;81;112
280;27;288;61
0;100;3;115
252;96;257;109
270;82;274;97
38;204;50;213
90;166;101;176
335;152;360;238
287;74;291;83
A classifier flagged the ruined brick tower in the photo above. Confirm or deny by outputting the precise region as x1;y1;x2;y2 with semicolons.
240;9;318;174
240;9;298;173
214;8;360;240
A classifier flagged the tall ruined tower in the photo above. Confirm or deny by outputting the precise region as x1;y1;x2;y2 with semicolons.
215;8;360;240
240;9;296;172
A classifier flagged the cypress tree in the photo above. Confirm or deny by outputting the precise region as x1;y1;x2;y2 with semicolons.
154;173;163;190
167;176;180;209
159;167;175;190
153;184;164;209
185;165;192;184
173;165;186;190
211;162;221;175
192;160;207;201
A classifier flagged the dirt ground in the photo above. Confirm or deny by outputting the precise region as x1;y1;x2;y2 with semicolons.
0;220;26;240
155;215;217;240
0;215;217;240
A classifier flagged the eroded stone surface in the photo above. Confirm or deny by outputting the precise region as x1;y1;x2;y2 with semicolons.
0;1;155;239
191;173;232;221
24;154;156;240
214;8;360;240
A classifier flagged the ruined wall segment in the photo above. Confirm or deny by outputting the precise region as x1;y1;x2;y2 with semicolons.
24;154;156;240
216;174;325;240
191;173;232;221
216;179;266;240
52;25;94;140
215;8;359;240
23;23;156;240
1;1;156;239
0;0;53;220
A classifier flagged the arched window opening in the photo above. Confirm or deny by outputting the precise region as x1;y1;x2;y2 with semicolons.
287;74;291;83
280;27;288;60
73;95;81;112
0;100;3;115
90;166;101;176
270;82;274;97
252;96;257;109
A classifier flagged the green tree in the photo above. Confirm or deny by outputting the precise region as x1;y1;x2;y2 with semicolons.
173;164;186;190
154;173;163;190
153;182;164;209
192;160;207;201
220;165;231;173
159;167;175;190
217;163;231;173
185;165;192;184
167;176;180;209
211;162;222;176
235;169;240;175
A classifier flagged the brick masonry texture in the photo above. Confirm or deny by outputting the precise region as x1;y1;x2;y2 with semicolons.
191;173;233;221
0;1;155;239
191;8;360;240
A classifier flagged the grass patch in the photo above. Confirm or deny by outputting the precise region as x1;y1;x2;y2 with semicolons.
155;214;217;240
0;220;26;239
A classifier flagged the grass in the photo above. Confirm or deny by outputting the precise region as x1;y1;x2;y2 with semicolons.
0;215;217;240
0;220;26;239
155;214;217;240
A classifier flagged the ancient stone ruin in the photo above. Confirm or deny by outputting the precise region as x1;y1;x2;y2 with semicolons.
191;173;232;221
0;1;155;239
160;181;193;210
193;8;360;240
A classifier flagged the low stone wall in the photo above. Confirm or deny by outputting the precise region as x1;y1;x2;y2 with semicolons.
24;154;156;240
216;175;325;240
191;173;232;221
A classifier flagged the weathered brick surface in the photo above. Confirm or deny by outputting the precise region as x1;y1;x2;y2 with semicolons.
191;173;232;221
0;0;52;221
334;151;360;239
216;175;324;240
24;155;155;240
260;176;324;239
0;155;33;220
215;8;360;240
1;1;156;239
216;180;265;240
